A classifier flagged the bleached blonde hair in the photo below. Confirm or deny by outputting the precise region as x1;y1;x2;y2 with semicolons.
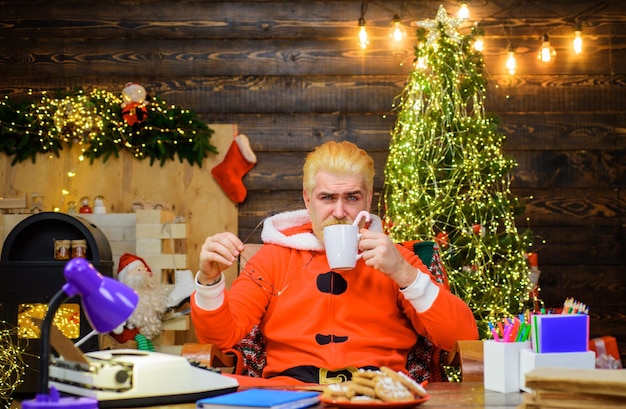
302;141;375;195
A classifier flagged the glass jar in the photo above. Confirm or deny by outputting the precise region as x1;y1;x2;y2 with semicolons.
71;239;87;258
54;239;71;260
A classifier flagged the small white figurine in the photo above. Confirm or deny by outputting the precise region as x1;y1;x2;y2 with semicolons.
93;195;107;214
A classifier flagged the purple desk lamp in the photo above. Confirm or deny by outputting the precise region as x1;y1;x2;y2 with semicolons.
22;258;139;409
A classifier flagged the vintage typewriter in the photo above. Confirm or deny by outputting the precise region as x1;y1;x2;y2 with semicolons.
49;348;239;408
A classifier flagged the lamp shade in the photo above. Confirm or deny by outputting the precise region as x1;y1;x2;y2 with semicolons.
62;258;138;333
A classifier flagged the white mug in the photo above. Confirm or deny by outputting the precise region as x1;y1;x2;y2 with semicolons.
323;211;371;270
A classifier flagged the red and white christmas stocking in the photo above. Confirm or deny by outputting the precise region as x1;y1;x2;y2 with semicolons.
211;134;257;203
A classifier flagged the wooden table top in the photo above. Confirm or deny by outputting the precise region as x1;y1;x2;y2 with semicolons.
127;382;523;409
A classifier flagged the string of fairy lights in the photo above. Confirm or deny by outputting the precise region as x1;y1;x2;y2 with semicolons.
0;306;80;403
1;321;28;406
0;87;218;212
356;1;590;75
17;304;81;340
0;88;216;165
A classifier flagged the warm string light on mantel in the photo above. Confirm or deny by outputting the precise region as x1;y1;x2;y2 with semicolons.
55;153;86;213
0;88;216;166
1;87;218;212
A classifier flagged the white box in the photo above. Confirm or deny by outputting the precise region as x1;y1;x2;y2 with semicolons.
484;340;531;393
519;349;596;392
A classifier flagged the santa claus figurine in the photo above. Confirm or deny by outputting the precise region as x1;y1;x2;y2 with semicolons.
121;82;149;126
110;253;169;344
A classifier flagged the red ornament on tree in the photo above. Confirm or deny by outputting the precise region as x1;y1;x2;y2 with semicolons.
472;223;486;236
435;231;449;248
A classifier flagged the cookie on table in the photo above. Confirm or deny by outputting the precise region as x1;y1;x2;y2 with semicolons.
380;366;427;397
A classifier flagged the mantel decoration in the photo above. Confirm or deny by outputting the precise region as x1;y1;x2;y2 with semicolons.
0;83;217;167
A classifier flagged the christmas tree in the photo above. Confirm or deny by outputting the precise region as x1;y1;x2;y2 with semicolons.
381;6;533;338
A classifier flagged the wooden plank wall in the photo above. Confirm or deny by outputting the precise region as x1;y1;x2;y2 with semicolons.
1;0;625;362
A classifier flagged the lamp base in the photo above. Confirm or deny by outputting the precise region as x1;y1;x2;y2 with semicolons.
21;387;98;409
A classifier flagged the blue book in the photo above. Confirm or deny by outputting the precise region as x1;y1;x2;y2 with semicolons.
197;388;320;409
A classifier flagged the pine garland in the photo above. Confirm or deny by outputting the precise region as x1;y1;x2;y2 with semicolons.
0;88;217;167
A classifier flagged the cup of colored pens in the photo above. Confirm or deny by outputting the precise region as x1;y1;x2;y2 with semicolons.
488;316;531;342
561;297;589;314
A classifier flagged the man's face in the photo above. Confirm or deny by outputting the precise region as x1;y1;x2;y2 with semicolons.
303;170;373;243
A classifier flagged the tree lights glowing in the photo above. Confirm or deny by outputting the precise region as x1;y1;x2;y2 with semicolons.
0;88;217;167
382;5;533;338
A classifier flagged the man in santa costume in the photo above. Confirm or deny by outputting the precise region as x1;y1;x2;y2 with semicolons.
111;253;169;344
191;141;478;385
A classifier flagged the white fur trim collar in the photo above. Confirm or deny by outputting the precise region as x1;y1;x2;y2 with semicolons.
260;209;383;251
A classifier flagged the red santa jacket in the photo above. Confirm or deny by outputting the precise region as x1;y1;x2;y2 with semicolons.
191;210;478;379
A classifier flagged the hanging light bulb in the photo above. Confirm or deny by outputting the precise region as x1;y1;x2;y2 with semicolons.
415;56;427;69
506;45;517;75
458;2;470;20
473;35;484;52
389;14;406;42
573;28;583;54
358;17;369;49
357;1;369;50
472;22;484;52
538;33;556;63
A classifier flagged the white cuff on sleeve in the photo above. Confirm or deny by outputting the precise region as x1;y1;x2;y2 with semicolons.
400;270;440;313
193;271;225;311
